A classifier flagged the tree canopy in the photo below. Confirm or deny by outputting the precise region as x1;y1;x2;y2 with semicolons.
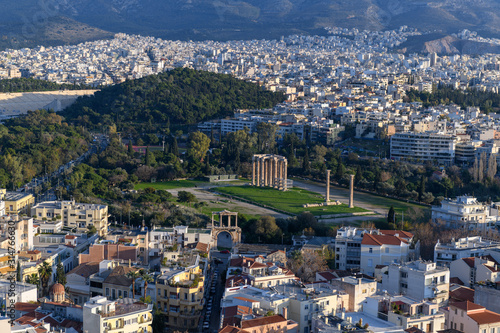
62;68;286;130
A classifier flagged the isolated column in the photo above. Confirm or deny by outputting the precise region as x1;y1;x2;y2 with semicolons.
326;170;331;203
349;174;354;208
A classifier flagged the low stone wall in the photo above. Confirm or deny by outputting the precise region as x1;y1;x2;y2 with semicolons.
303;200;342;208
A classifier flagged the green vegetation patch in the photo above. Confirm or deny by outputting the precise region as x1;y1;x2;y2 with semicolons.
134;180;210;190
62;67;286;129
215;185;367;216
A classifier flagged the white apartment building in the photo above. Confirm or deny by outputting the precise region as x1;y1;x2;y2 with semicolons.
148;225;212;256
363;295;445;333
381;261;450;305
360;233;413;276
335;228;415;272
390;132;456;165
432;196;492;230
83;296;153;333
334;227;369;270
434;236;500;267
0;215;34;251
32;200;108;236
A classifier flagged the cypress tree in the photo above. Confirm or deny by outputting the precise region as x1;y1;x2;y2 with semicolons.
128;140;134;156
302;148;310;174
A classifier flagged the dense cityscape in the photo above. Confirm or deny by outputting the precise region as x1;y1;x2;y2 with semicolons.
1;23;500;333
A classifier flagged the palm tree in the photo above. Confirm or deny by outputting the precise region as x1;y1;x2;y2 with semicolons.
126;270;141;298
140;270;154;299
38;262;53;296
26;273;40;287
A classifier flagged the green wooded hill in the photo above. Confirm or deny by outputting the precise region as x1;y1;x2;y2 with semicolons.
62;68;286;128
0;78;93;93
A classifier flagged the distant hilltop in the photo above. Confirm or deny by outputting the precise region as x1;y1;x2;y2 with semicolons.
4;0;500;48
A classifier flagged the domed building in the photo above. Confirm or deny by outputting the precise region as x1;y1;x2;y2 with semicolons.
50;283;66;303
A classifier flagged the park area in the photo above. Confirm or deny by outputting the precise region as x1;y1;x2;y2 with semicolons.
134;180;211;190
214;186;368;216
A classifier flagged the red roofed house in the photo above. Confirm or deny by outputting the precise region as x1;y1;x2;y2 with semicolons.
445;301;500;333
360;233;412;276
240;314;298;333
228;256;299;289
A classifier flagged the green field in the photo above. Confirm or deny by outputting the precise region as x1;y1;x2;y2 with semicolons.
134;180;211;190
215;186;368;216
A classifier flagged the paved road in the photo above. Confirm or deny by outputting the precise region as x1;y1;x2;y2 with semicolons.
168;188;289;219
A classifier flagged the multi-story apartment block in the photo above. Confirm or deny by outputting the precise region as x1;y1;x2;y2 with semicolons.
32;200;108;236
227;256;299;288
335;227;375;270
156;263;205;330
1;190;34;215
363;295;445;332
390;132;456;165
335;227;416;272
83;296;153;333
434;236;500;267
0;215;34;251
381;260;450;305
331;276;377;312
432;196;492;230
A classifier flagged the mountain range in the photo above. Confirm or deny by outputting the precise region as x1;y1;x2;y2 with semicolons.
2;0;500;50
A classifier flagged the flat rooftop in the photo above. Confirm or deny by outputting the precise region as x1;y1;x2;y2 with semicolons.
347;312;404;333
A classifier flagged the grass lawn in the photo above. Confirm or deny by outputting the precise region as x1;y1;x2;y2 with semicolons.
215;186;368;216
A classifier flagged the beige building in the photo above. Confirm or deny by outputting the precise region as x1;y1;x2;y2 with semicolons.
83;296;153;333
0;215;34;251
445;301;500;333
331;276;377;312
156;265;205;330
1;190;34;214
32;200;108;236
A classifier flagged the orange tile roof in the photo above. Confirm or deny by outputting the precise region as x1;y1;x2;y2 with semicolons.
452;301;484;312
219;326;250;333
361;233;408;246
241;315;287;329
468;310;500;325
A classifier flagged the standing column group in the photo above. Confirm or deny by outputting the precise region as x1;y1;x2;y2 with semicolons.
252;154;288;191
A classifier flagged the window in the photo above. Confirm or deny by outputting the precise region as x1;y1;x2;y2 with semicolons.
369;248;373;253
385;248;389;253
460;324;464;331
105;288;110;296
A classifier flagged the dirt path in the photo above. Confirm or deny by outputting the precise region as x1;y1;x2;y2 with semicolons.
167;188;289;219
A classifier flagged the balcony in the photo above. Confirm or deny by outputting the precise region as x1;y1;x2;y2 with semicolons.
180;298;201;306
179;310;201;320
